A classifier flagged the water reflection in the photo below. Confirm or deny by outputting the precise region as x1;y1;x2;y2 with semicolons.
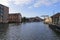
0;22;60;40
0;23;9;40
6;23;22;40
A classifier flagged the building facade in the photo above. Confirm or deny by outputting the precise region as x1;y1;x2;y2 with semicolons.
8;13;22;23
51;13;60;25
0;4;9;23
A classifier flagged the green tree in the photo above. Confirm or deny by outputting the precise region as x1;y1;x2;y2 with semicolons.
22;17;26;22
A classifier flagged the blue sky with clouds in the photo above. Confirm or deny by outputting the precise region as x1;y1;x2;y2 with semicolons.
0;0;60;17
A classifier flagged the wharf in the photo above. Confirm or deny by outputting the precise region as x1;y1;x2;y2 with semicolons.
49;24;60;32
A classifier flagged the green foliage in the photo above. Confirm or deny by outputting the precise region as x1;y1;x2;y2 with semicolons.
22;17;26;22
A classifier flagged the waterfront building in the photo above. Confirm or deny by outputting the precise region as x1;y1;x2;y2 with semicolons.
8;13;22;23
49;13;60;32
27;17;43;22
0;4;9;23
44;17;52;24
51;13;60;25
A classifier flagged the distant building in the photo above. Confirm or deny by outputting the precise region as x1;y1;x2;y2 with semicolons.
51;13;60;25
0;4;9;23
44;17;52;24
8;13;22;23
27;17;43;22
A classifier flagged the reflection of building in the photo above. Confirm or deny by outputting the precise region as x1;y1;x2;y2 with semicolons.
0;4;9;23
8;13;22;23
51;13;60;25
0;23;9;33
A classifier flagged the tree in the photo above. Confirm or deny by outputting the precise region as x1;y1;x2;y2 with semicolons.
22;17;26;22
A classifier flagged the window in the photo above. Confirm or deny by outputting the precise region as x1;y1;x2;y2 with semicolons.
0;9;4;14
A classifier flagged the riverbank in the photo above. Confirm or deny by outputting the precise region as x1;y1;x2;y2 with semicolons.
49;24;60;32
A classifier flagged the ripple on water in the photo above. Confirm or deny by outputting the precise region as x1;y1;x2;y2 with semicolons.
0;22;60;40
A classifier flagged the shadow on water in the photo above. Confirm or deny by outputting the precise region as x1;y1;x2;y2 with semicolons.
0;23;9;33
53;31;60;36
48;25;60;37
0;23;9;39
9;23;22;26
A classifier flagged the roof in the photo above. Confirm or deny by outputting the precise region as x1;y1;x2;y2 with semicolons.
51;13;60;18
9;13;21;15
9;13;21;16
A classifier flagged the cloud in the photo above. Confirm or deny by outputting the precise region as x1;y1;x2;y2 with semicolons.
28;6;33;9
9;0;34;6
0;0;34;6
0;0;10;6
0;0;60;10
9;8;18;13
0;0;34;12
33;0;60;8
0;0;59;8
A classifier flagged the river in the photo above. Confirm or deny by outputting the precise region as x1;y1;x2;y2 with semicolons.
0;22;60;40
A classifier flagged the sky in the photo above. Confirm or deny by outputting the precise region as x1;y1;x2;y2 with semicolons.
0;0;60;18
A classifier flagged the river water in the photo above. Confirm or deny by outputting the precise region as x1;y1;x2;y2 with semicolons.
0;22;60;40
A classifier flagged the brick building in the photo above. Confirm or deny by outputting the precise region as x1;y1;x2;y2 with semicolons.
8;13;22;23
0;4;9;23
